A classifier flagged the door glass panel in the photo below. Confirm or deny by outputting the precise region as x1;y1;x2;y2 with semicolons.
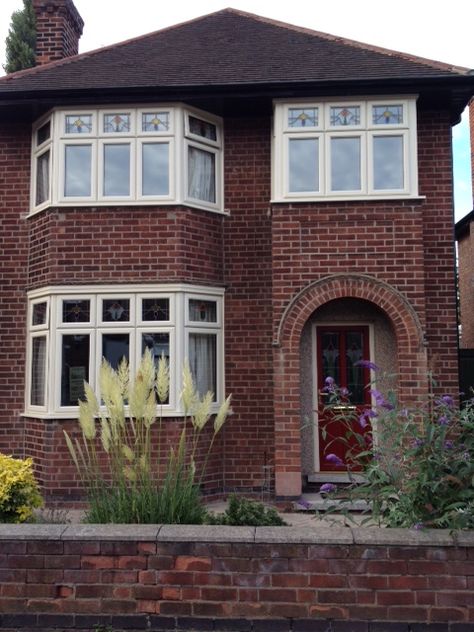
61;334;89;406
102;333;129;370
345;331;365;404
321;332;340;385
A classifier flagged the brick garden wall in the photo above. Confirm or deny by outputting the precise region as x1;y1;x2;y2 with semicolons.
0;524;473;631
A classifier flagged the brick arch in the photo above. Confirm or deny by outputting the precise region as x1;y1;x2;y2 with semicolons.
273;274;429;499
275;273;425;351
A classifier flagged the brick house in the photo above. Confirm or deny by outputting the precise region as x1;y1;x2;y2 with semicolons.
1;0;473;502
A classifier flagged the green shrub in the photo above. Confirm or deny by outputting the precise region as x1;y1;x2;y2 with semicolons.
319;367;474;530
0;453;43;523
208;495;287;526
64;350;231;524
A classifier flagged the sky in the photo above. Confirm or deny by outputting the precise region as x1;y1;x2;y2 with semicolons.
0;0;472;219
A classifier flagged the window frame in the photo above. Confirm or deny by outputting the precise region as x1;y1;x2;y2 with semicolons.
30;104;224;215
272;96;419;202
25;284;225;418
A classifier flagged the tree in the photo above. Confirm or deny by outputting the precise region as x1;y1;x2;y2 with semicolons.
4;0;36;74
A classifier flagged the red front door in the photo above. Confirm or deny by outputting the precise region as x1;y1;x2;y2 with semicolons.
316;326;371;471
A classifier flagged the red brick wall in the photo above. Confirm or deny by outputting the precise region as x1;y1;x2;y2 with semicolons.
32;0;84;65
27;206;224;289
0;527;472;627
458;228;474;348
0;123;31;457
222;117;274;493
0;108;460;500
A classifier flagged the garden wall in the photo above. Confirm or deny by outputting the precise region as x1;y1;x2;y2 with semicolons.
0;524;474;631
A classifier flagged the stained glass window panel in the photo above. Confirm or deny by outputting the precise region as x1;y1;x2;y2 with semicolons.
345;331;364;404
104;113;131;133
31;336;46;406
372;105;403;125
188;147;216;203
288;108;318;128
37;121;51;145
64;145;92;197
142;298;169;321
103;144;130;196
373;136;404;190
102;333;129;370
321;332;340;385
142;143;169;196
61;334;89;406
189;116;217;141
36;150;50;205
189;299;217;323
330;137;361;191
65;114;92;134
330;106;360;127
62;299;91;323
102;299;130;322
189;333;217;400
289;138;319;192
32;302;47;326
142;112;170;132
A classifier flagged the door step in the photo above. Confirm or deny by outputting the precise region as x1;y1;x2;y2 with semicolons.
293;493;370;512
307;473;365;484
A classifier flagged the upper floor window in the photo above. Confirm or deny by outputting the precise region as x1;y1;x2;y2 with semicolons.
31;105;223;214
272;97;418;202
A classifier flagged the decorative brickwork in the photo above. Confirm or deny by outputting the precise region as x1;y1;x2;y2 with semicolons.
32;0;84;65
0;525;473;628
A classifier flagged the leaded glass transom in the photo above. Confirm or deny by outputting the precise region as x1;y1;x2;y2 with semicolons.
104;113;131;133
330;106;360;126
189;299;217;323
65;115;93;134
288;108;318;128
142;112;170;132
32;302;48;326
102;299;130;322
372;105;403;125
62;299;91;323
189;116;217;141
142;298;170;321
37;121;51;145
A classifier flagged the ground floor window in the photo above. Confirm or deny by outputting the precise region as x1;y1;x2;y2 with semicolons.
25;284;224;418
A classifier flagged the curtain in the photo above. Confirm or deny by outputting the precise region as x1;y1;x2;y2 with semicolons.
188;146;215;203
189;333;216;399
36;151;50;205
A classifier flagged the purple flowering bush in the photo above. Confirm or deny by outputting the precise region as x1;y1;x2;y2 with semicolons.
319;368;474;529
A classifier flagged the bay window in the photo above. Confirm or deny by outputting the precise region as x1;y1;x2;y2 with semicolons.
273;97;418;201
31;105;223;213
25;285;224;417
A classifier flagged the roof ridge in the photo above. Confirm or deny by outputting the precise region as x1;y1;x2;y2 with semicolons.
0;6;469;86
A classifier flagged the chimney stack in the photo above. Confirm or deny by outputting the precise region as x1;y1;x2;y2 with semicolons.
32;0;84;65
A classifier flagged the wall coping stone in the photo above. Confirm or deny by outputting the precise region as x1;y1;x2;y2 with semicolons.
0;523;470;546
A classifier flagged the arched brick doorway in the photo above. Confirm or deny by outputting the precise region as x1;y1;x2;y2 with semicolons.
273;274;428;498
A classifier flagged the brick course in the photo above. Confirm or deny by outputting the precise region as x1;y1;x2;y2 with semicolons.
0;526;473;628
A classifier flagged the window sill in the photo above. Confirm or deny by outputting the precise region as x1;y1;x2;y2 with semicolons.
22;407;221;420
26;200;230;220
270;194;426;204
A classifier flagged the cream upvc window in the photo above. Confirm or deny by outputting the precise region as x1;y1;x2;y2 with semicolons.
25;285;224;418
31;105;223;214
272;97;419;202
